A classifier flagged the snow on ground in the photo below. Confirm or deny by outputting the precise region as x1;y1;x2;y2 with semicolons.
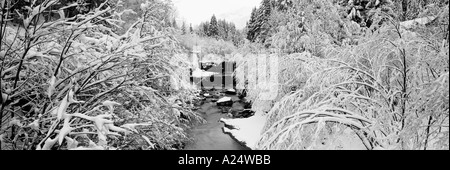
400;16;437;29
217;97;232;103
226;89;236;93
310;127;367;150
192;69;218;78
220;111;267;150
220;111;367;150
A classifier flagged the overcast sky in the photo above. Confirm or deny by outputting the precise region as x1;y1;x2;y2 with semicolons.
173;0;262;29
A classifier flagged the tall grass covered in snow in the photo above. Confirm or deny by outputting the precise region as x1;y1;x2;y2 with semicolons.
234;11;449;150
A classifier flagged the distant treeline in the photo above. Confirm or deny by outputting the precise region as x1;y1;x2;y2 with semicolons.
194;15;245;47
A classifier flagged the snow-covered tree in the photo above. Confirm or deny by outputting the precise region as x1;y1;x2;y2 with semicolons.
182;21;187;34
172;18;178;29
246;0;273;43
0;0;203;151
208;15;219;38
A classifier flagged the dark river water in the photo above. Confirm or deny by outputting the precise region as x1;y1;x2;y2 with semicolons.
185;62;249;150
185;72;249;150
184;97;250;150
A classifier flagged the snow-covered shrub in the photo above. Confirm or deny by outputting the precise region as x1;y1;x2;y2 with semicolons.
232;5;449;149
1;0;202;150
253;15;449;150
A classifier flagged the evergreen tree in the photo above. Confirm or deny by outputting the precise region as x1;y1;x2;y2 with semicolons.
246;7;259;42
203;22;210;36
260;0;273;17
208;15;219;38
341;0;394;27
275;0;294;11
217;19;228;40
172;18;178;29
181;21;186;34
189;23;194;34
194;15;243;46
256;0;273;44
245;0;273;43
198;21;210;36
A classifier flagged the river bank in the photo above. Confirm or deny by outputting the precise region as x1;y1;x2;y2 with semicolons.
221;111;266;150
